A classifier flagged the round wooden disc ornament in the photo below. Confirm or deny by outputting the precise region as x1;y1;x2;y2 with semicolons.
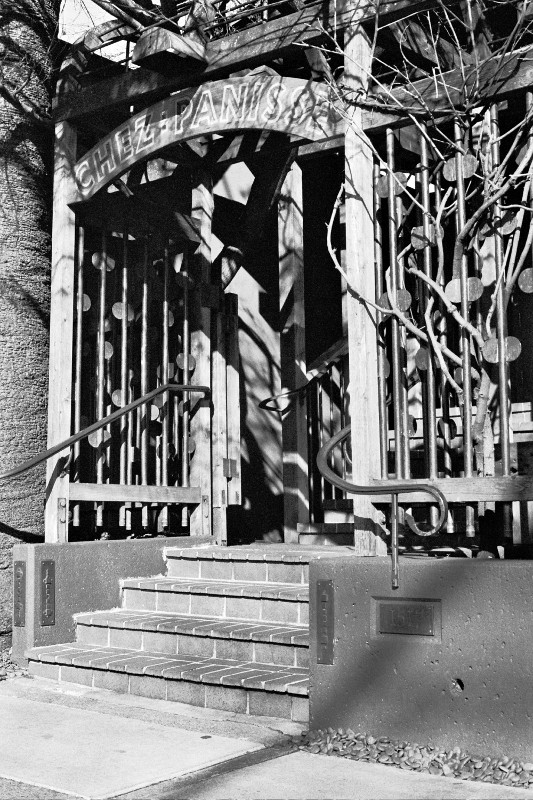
376;171;409;198
176;353;196;372
482;336;522;364
88;429;111;448
442;152;477;182
410;223;443;250
518;268;533;293
378;289;412;312
444;277;483;304
437;418;458;440
82;294;91;312
111;389;123;407
112;302;134;322
414;346;430;371
92;252;115;271
104;341;113;360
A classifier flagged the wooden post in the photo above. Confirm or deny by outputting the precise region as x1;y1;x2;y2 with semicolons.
212;308;228;544
190;170;213;538
344;28;385;554
279;162;309;544
225;293;241;506
45;122;78;542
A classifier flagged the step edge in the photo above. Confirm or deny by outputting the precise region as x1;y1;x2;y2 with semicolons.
26;645;309;696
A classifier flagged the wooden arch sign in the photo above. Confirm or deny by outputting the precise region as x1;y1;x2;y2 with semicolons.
74;75;344;200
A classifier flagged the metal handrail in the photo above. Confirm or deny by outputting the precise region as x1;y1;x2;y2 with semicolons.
316;424;448;589
0;382;210;482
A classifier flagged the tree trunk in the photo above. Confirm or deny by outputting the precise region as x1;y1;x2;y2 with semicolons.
0;0;59;649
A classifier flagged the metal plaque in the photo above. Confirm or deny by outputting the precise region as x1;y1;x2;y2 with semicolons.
379;601;434;637
316;580;334;664
40;560;56;627
13;561;26;627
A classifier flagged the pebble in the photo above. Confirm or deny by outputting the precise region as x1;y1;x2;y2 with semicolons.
295;728;533;790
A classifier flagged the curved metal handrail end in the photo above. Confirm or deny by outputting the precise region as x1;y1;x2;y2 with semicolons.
316;424;448;537
258;383;312;412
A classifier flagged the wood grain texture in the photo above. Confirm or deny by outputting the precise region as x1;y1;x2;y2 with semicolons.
279;162;309;543
45;122;78;542
370;477;533;504
189;170;213;538
344;28;383;555
69;483;201;503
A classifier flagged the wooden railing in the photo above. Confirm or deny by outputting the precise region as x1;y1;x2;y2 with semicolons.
0;383;209;538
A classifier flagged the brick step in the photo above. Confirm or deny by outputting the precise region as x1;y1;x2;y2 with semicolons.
164;544;350;582
122;577;309;625
27;643;309;721
165;546;311;583
74;610;309;668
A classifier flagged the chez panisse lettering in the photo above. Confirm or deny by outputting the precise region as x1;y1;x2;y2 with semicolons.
74;76;339;199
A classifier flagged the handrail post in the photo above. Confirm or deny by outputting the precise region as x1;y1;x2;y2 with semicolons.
391;493;399;590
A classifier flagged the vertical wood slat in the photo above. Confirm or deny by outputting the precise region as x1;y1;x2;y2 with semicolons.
278;161;309;543
190;170;213;538
140;240;149;528
119;229;129;527
454;118;475;538
72;224;85;527
225;293;241;505
490;104;513;541
212;308;228;545
373;162;389;480
344;28;383;553
180;250;191;491
160;246;170;531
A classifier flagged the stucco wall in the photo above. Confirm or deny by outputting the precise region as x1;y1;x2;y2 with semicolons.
310;556;533;760
11;537;209;663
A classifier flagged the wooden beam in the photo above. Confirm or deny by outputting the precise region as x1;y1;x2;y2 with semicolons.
45;122;78;543
361;43;533;134
344;27;384;555
279;162;309;543
54;0;442;122
69;483;201;503
212;306;228;545
370;477;533;504
225;293;241;506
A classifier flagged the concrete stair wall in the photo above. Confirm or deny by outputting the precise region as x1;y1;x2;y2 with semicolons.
26;545;314;722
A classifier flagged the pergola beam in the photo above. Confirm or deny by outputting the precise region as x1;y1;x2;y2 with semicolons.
54;0;443;121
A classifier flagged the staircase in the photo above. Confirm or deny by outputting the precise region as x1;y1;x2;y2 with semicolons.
26;545;312;722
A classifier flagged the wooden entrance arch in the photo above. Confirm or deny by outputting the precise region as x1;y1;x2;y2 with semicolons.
45;72;346;544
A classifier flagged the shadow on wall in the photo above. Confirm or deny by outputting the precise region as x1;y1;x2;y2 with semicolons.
226;232;284;545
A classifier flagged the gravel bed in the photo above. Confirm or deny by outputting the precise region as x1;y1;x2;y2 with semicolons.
0;651;28;680
293;729;533;789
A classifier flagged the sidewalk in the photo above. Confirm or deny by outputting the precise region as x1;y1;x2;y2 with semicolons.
0;676;531;800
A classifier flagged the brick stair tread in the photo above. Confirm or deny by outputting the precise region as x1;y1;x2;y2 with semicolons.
165;545;353;562
28;643;309;695
75;609;309;646
122;577;309;601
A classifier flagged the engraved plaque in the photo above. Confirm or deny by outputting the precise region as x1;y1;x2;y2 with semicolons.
40;560;56;627
317;580;334;664
379;601;434;636
13;561;26;627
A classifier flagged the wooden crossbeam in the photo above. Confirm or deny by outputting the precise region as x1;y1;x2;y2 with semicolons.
370;477;533;504
69;483;202;503
54;0;441;121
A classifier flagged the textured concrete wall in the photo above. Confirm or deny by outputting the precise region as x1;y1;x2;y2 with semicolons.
11;537;209;663
310;557;533;761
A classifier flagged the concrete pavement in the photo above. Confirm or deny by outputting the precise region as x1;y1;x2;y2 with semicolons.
0;675;532;800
